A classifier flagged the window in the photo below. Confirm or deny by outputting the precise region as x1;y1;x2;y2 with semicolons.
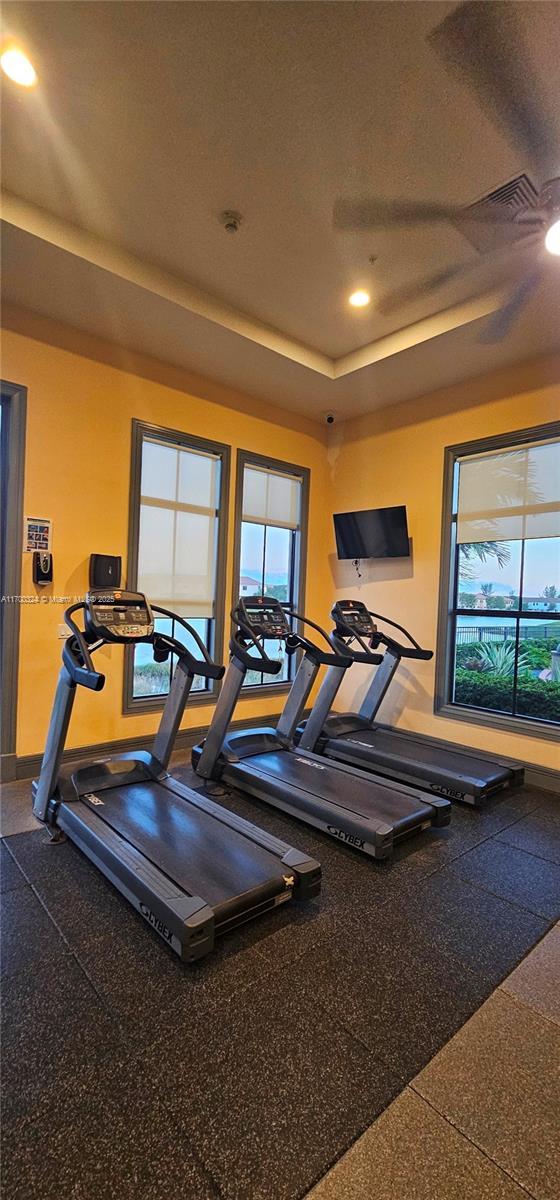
436;424;560;735
125;422;229;709
234;452;309;688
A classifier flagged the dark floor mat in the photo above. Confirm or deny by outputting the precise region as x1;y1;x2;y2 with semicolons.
2;782;558;1200
1;952;124;1123
0;841;27;893
0;884;70;978
1;1052;219;1200
495;805;560;866
131;969;403;1200
448;838;560;920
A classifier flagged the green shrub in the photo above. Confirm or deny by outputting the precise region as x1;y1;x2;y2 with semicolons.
454;669;512;711
517;638;559;672
454;669;560;722
515;679;560;721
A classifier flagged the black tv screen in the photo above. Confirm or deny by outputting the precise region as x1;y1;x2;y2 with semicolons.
333;505;409;560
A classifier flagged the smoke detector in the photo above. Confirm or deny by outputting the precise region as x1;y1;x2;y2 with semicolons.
220;211;242;234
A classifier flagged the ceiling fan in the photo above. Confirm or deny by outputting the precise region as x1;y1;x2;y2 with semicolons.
334;1;560;341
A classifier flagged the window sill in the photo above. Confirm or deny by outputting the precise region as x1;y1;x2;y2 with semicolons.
123;689;217;717
238;682;292;699
435;701;559;743
123;679;293;715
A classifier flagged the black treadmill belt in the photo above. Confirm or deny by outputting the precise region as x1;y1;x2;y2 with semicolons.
81;782;287;909
235;750;435;832
340;729;511;789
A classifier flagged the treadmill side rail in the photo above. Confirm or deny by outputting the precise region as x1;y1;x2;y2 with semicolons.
58;801;215;962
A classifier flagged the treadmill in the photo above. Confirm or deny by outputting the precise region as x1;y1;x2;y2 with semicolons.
192;596;450;860
32;588;320;962
298;599;524;806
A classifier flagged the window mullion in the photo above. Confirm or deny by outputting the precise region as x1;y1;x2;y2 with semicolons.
261;523;267;596
260;523;267;683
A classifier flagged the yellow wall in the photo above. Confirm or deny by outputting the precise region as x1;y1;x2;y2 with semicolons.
2;306;559;771
325;355;560;770
1;313;331;757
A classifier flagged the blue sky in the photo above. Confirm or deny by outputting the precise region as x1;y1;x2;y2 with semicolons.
240;522;291;578
459;538;559;596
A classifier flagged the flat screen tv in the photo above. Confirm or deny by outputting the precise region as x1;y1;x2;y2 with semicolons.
333;505;409;560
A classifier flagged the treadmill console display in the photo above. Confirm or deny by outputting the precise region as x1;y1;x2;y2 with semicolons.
332;600;375;639
85;589;154;642
239;595;290;639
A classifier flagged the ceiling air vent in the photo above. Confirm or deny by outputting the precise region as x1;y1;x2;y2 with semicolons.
453;173;539;253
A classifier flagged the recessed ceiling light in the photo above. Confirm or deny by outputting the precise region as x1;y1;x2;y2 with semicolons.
348;289;370;308
1;46;37;87
544;218;560;256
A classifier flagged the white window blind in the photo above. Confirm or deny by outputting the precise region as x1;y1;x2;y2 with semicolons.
137;437;220;617
242;465;301;530
456;437;560;544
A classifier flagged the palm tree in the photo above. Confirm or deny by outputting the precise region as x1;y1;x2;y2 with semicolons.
480;582;494;597
459;542;511;582
458;448;542;584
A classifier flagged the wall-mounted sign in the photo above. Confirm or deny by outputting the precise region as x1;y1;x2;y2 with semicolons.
24;516;52;554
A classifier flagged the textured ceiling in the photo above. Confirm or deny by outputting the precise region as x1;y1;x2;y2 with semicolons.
1;0;559;419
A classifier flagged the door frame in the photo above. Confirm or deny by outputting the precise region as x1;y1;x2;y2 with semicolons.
1;381;27;782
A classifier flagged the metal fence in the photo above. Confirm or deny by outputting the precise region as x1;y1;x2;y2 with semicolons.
456;624;558;645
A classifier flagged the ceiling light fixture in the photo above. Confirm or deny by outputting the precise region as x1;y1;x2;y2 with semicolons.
348;289;370;308
1;45;37;87
544;218;560;256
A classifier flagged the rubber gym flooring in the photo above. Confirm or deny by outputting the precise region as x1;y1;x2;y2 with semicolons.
1;767;559;1200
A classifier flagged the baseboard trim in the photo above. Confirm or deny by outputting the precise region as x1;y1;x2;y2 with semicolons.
0;753;17;784
14;716;559;796
523;765;560;795
15;712;293;781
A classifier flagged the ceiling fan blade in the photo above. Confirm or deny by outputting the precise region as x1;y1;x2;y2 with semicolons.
378;244;541;316
479;266;543;343
429;2;555;174
333;196;515;231
378;263;479;315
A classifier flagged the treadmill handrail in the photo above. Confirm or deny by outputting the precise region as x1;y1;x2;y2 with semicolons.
367;611;433;661
331;633;383;666
287;609;352;668
151;606;225;680
231;604;285;675
61;600;225;686
63;604;105;690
